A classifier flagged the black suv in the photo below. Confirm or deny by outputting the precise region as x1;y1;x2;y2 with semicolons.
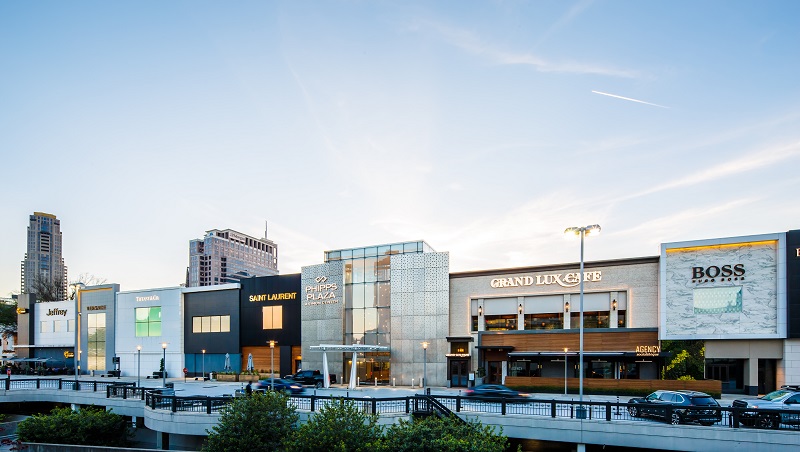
732;386;800;429
628;390;722;425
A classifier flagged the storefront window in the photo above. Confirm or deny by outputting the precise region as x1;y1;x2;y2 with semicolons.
88;313;106;371
570;311;610;329
617;310;626;327
524;313;563;330
509;360;541;377
471;316;478;331
192;315;232;333
135;307;161;337
484;315;517;331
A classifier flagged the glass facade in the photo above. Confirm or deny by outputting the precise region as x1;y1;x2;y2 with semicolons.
192;315;232;333
87;313;106;371
326;241;429;384
135;307;162;337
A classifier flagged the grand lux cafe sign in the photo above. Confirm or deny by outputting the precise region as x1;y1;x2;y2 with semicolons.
490;271;602;289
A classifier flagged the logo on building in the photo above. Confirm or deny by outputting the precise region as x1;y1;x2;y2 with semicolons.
135;295;160;302
691;264;745;283
635;345;661;356
47;308;67;316
490;271;602;289
87;305;106;311
249;293;298;302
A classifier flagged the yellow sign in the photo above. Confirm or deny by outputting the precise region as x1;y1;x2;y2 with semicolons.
249;293;297;302
64;351;75;359
635;345;661;356
16;307;28;314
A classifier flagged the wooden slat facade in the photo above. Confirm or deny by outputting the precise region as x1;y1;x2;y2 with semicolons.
480;330;659;352
241;346;280;373
505;376;722;396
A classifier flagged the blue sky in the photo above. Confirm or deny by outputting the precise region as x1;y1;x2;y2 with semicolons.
2;0;799;295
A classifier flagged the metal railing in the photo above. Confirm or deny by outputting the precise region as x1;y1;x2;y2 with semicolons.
4;377;133;393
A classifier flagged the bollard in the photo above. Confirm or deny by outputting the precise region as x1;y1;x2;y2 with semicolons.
375;377;377;387
411;378;414;387
393;378;396;387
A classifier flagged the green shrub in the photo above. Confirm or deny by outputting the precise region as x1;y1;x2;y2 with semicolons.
285;399;382;452
382;415;510;452
17;407;131;447
203;391;298;452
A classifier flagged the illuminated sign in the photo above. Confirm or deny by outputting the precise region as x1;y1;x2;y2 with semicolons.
445;353;471;358
135;295;160;302
249;293;297;302
47;308;67;316
63;351;74;359
635;345;661;356
490;271;602;289
16;307;28;314
796;248;799;258
87;305;106;311
691;264;745;283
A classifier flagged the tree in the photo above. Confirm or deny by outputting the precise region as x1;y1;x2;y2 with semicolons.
16;407;131;447
203;391;298;452
0;300;17;338
382;415;511;452
29;276;62;302
285;399;383;452
661;340;705;380
68;274;108;299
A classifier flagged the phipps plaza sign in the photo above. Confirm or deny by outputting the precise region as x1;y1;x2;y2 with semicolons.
491;271;602;289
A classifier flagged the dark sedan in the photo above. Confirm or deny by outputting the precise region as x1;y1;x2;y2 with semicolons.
628;390;721;425
464;384;528;399
254;378;304;394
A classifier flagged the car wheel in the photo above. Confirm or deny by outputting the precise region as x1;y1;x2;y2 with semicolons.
756;415;779;430
315;382;323;389
670;413;682;425
628;406;639;417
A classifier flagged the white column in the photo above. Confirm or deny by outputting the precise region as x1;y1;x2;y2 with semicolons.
322;352;330;389
348;351;358;390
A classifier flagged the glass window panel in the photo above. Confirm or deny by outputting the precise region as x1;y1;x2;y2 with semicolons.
53;320;63;332
221;315;230;332
272;306;283;329
150;307;161;321
377;256;391;281
352;259;365;284
263;307;273;329
87;314;97;328
524;313;563;330
404;242;418;253
353;284;365;309
472;316;478;331
135;308;149;322
390;244;403;254
363;333;377;345
351;332;364;345
364;257;377;283
617;310;626;327
365;282;377;308
193;317;202;333
364;308;378;333
352;248;364;258
485;315;517;331
353;308;365;334
328;251;340;260
149;322;161;337
345;309;353;334
341;250;352;259
378;245;390;255
377;307;391;333
377;282;391;307
211;316;221;332
344;262;353;285
67;319;74;332
96;314;106;328
377;333;390;346
344;284;353;309
136;323;149;337
364;247;377;257
202;317;211;332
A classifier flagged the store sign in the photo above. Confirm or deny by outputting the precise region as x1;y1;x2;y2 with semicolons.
249;293;298;302
87;305;106;311
635;345;661;356
490;271;602;289
691;264;745;282
135;295;159;302
304;276;339;305
16;307;28;314
446;353;470;358
64;351;74;359
47;308;67;316
796;248;799;257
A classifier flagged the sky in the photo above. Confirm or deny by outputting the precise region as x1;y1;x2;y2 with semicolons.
1;0;799;296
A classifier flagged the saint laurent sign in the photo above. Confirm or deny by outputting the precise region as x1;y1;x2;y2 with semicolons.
249;293;298;302
490;271;602;289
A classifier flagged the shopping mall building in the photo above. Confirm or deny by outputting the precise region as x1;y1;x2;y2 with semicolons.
13;230;799;395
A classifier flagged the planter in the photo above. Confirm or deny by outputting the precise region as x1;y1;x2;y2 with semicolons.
216;374;238;382
239;374;260;382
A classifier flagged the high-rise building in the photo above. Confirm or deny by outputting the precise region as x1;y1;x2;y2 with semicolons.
21;212;68;300
187;226;278;287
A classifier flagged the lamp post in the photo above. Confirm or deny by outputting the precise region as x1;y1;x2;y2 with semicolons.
161;343;167;388
269;340;276;391
202;349;206;381
136;345;141;388
564;347;568;395
564;224;601;416
70;282;85;380
421;341;429;390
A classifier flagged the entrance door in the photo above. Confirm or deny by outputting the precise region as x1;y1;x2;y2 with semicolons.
449;360;468;387
488;361;503;384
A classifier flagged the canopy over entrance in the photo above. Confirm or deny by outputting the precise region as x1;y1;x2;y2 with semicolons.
309;344;390;389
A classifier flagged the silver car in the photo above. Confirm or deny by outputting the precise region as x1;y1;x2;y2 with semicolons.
732;386;800;429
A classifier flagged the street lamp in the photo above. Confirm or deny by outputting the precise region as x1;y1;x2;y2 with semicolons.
564;224;601;416
161;343;167;387
70;282;85;380
564;347;568;395
269;340;276;391
136;345;141;388
202;349;206;381
421;341;429;390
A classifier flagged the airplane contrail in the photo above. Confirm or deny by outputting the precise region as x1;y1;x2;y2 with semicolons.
592;90;669;109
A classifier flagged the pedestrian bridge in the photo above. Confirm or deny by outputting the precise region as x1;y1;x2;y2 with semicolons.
2;378;799;451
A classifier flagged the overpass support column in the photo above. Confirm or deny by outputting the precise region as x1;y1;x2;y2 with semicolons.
576;444;586;452
158;432;169;450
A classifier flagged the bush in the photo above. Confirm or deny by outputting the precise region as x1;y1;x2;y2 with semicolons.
382;415;510;452
285;399;382;452
17;407;131;447
203;390;298;452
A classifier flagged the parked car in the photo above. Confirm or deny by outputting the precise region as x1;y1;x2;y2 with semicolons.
464;384;528;400
627;390;721;425
284;370;337;388
732;386;800;429
254;378;304;394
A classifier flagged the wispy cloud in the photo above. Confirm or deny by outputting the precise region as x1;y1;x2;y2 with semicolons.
414;19;641;78
534;0;595;49
592;90;669;108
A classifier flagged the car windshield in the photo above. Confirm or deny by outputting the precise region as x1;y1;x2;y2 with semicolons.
690;396;718;406
761;390;791;401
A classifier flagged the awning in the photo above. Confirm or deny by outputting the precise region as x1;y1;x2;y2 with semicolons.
445;336;474;342
475;345;514;350
508;351;670;358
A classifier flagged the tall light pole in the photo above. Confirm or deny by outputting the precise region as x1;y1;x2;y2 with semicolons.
161;342;167;388
564;347;568;395
564;224;600;416
136;345;141;388
421;341;429;390
70;282;85;380
202;349;206;381
269;340;276;391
